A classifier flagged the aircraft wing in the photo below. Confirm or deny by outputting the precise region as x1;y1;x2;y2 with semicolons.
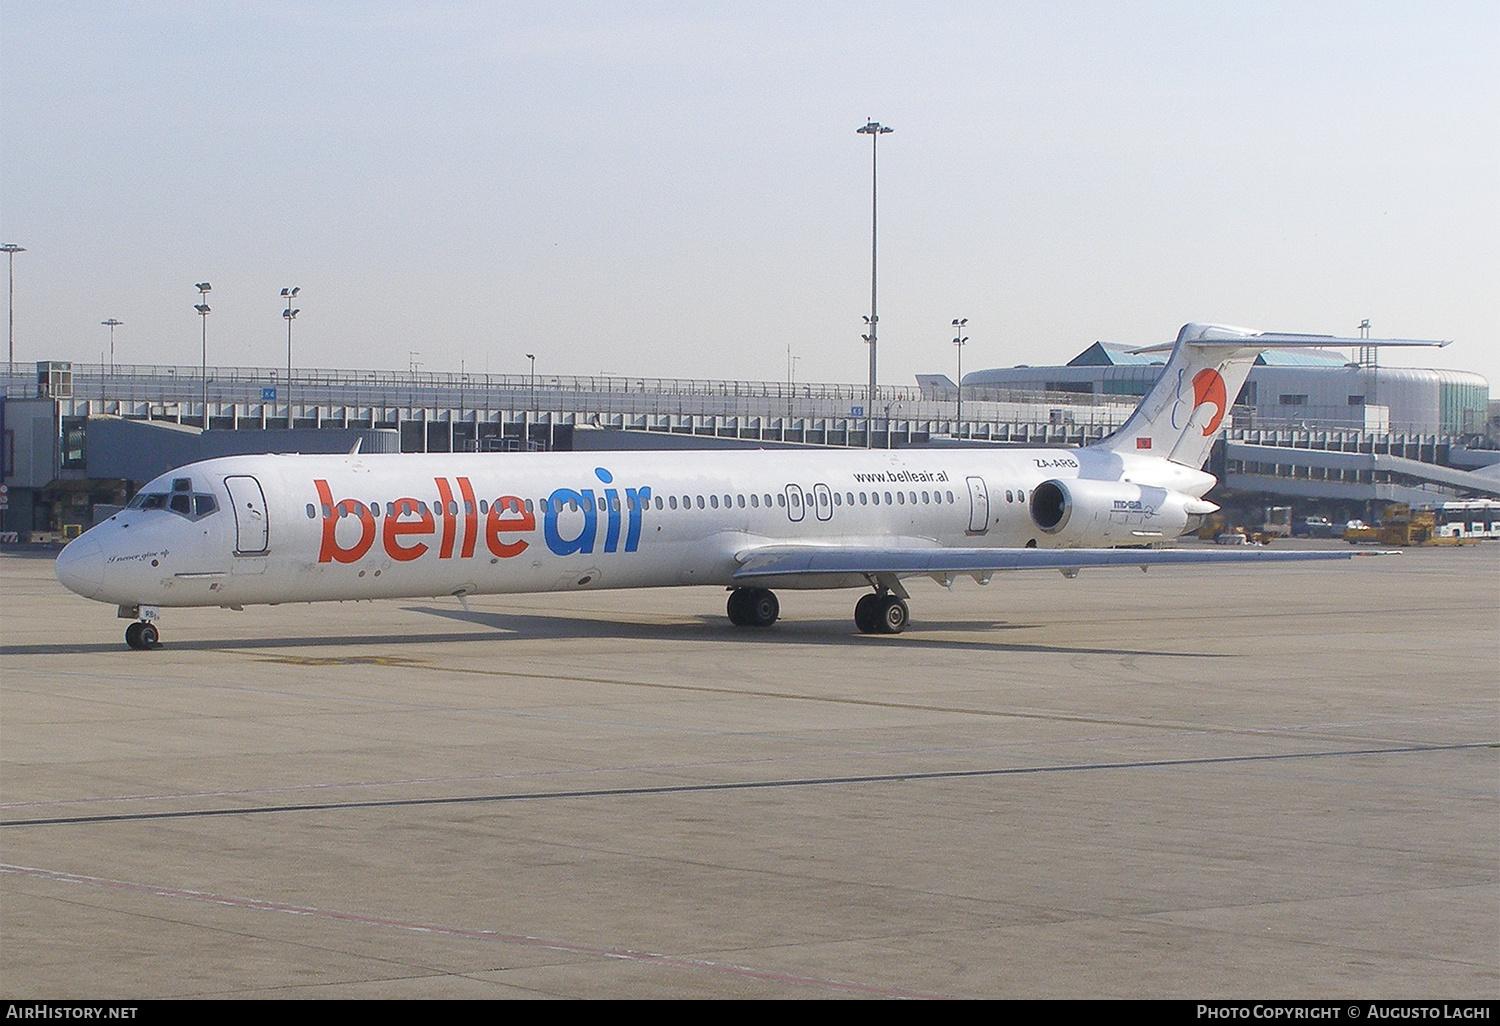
733;543;1383;585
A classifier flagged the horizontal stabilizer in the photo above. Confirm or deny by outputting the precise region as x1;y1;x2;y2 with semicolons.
1093;323;1448;470
1131;323;1450;353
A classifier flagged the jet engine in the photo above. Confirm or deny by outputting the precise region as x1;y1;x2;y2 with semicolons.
1029;478;1218;546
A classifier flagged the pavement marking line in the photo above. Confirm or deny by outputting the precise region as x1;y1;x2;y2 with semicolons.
3;741;1492;828
0;862;946;999
246;651;1481;743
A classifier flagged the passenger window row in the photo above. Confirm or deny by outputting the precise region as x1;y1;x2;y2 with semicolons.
303;488;986;519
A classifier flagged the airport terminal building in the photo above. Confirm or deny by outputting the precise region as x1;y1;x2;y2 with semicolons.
929;339;1499;520
3;345;1497;541
948;341;1491;437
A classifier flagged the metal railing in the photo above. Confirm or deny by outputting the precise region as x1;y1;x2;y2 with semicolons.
4;361;1139;429
10;363;1489;453
7;362;935;404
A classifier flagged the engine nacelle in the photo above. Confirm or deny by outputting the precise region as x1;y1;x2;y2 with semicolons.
1029;478;1218;546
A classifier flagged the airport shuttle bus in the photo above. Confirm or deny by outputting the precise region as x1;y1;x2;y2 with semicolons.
54;324;1430;649
1432;500;1500;540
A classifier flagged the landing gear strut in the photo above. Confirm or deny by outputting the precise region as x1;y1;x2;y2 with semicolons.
124;621;160;650
726;587;779;627
854;591;909;635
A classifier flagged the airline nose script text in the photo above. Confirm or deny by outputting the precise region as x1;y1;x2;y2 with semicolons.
314;468;651;564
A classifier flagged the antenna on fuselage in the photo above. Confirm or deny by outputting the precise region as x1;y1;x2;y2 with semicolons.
348;437;362;455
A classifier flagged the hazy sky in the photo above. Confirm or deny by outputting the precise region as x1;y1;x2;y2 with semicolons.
3;2;1496;389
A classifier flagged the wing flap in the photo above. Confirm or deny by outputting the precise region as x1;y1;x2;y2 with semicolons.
733;544;1379;582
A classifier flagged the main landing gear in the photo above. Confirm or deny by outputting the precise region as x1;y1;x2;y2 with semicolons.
726;587;780;627
854;591;909;635
726;586;911;634
124;621;160;650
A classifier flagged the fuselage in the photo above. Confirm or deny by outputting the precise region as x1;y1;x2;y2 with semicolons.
52;324;1421;648
54;445;1215;610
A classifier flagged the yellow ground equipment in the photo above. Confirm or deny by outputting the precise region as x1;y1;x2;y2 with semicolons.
1344;504;1462;546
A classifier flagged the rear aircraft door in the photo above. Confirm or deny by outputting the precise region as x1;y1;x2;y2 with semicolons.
966;476;990;535
224;475;270;554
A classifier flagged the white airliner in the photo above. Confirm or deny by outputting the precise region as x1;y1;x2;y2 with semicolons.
55;324;1433;649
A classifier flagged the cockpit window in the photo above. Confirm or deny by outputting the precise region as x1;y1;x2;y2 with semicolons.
127;486;219;521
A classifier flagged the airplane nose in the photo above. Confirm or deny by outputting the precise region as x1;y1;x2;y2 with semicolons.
56;533;106;599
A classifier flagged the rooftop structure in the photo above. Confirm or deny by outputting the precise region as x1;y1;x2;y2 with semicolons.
950;340;1490;438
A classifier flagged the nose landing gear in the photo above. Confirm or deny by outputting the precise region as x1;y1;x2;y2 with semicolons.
118;604;162;650
124;621;160;650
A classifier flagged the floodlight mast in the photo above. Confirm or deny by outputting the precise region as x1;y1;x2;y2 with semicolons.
526;353;537;438
3;243;25;378
101;319;123;385
281;286;301;403
952;318;968;437
194;283;212;426
857;120;891;448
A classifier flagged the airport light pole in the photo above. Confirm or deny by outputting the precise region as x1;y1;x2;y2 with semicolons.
194;283;212;428
102;319;123;389
952;318;968;438
3;243;24;379
786;345;800;424
1357;318;1378;411
857;120;892;447
526;353;536;441
281;287;300;399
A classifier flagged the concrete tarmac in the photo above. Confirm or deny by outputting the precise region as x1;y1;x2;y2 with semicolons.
2;543;1496;998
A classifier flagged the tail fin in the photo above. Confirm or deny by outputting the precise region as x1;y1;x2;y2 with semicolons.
1092;323;1449;469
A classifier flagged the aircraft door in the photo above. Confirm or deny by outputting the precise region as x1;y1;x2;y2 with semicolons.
966;475;990;535
812;483;833;522
224;475;270;554
784;484;805;522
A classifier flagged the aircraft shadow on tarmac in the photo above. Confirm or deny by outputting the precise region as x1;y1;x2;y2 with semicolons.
398;603;1219;659
0;604;1223;660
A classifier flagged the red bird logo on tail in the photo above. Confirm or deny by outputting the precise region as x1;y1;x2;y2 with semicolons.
1191;368;1227;436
